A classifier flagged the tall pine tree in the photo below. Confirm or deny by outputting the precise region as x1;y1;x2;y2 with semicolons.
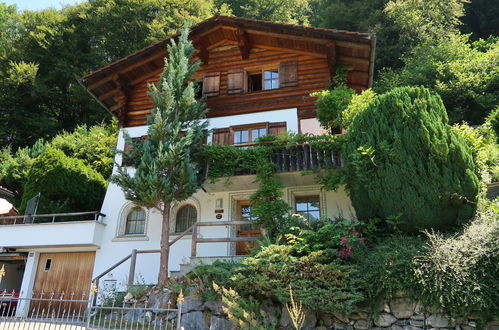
111;24;208;284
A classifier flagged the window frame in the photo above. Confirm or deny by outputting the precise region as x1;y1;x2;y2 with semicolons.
229;122;270;148
245;66;280;93
124;207;147;236
114;203;150;242
174;204;198;234
294;195;321;222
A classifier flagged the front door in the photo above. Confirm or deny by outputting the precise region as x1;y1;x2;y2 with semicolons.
236;200;261;255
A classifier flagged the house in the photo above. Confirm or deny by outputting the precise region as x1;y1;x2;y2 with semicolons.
0;15;375;303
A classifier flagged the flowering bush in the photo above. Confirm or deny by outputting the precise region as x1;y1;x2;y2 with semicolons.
284;216;364;262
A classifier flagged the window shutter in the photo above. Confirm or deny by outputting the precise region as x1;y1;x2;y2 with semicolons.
227;69;247;94
269;122;287;136
212;128;230;145
279;61;298;87
202;72;220;96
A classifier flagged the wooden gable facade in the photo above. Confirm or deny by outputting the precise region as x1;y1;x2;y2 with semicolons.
80;15;376;128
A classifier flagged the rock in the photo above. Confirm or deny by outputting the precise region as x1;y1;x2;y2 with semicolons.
410;315;425;321
320;314;334;327
390;326;404;330
353;319;371;329
333;322;346;330
409;319;424;327
461;326;475;330
204;300;225;315
333;312;350;323
426;314;449;328
396;319;410;326
374;313;397;327
261;299;280;325
182;296;204;313
403;327;423;330
315;327;329;330
280;306;317;330
468;321;477;327
124;292;134;303
181;311;208;330
487;326;499;330
390;298;416;319
123;308;144;323
350;312;369;320
209;316;235;330
147;292;171;310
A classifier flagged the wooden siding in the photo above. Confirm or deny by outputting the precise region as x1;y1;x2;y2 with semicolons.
33;252;95;295
124;46;357;127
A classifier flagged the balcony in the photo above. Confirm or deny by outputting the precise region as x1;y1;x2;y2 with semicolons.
204;143;341;191
0;212;106;249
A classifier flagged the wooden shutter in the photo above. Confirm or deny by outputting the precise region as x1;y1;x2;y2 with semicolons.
279;61;298;87
227;69;247;94
212;128;230;145
202;72;220;97
269;122;287;136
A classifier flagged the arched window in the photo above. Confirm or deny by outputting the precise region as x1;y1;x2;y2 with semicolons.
175;205;197;233
125;207;146;235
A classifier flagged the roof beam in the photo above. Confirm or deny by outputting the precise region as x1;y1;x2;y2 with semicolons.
236;29;250;60
192;35;209;65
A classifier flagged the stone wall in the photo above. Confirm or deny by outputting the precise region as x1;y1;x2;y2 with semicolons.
129;289;499;330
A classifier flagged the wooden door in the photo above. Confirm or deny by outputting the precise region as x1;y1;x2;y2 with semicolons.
236;200;261;255
31;252;95;316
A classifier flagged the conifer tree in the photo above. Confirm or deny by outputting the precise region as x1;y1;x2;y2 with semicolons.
111;25;208;284
341;86;480;232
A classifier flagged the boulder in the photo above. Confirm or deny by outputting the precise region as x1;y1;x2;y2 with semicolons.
261;299;280;325
353;319;371;329
204;300;225;315
147;291;171;310
181;311;208;330
426;314;449;328
182;296;204;313
280;306;317;330
374;313;397;327
209;316;235;330
390;298;416;319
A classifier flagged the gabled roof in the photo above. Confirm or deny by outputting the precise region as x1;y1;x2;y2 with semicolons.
80;15;376;116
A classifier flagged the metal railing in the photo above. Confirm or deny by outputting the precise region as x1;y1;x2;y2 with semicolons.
0;211;105;225
0;289;182;329
93;220;258;288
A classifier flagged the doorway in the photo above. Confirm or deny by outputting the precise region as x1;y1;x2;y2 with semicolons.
235;200;261;255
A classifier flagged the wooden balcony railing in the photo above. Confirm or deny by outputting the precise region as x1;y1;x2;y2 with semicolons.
271;143;342;172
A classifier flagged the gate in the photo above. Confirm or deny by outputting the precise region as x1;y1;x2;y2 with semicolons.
0;289;182;329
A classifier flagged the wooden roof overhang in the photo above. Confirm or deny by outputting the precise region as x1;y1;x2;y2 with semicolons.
79;15;376;120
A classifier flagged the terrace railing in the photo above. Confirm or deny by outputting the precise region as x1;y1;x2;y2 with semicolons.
0;211;105;225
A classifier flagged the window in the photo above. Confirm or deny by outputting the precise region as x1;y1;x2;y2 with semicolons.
248;72;262;92
175;205;197;233
44;258;52;272
263;70;279;90
295;196;320;222
125;207;146;235
231;123;268;148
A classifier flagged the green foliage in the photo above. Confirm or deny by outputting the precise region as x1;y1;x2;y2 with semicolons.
376;35;499;124
20;148;107;214
414;207;499;318
314;86;355;132
186;261;240;300
486;106;499;143
341;86;480;232
353;236;425;304
384;0;468;44
250;161;291;237
342;89;376;128
49;123;118;178
284;218;364;261
230;244;363;314
213;283;276;329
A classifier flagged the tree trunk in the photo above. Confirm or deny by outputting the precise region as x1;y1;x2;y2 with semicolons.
158;203;171;285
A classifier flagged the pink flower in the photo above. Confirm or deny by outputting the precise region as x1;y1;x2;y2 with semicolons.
340;237;348;244
339;244;352;258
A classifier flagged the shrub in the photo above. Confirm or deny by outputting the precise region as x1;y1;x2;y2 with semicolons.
49;123;117;178
414;207;499;318
20;148;107;214
486;106;499;144
230;244;363;314
285;217;364;261
341;86;481;232
352;236;425;305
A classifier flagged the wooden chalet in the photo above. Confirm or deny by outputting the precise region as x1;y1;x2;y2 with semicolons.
80;15;376;132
